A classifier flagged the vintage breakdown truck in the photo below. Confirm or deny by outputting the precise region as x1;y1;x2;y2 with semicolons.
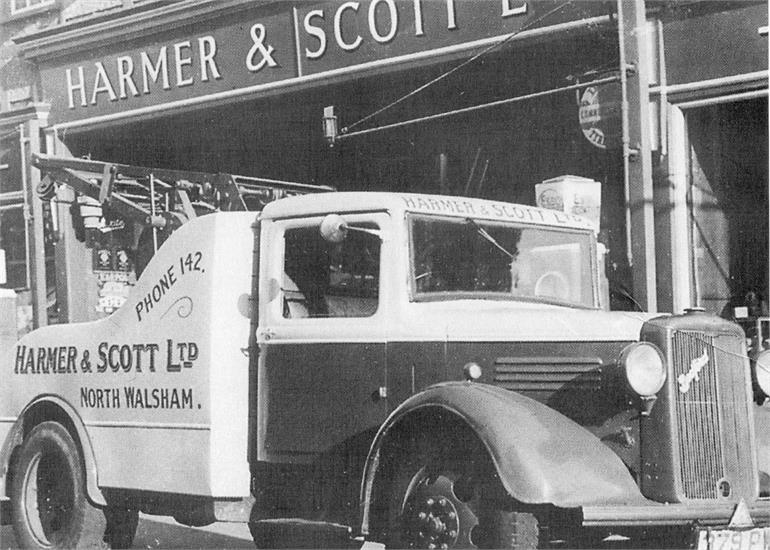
2;156;770;549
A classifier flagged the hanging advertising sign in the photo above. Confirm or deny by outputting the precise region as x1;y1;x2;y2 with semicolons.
578;82;622;150
33;0;611;125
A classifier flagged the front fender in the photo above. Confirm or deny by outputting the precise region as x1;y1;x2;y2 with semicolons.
0;395;106;507
361;382;646;531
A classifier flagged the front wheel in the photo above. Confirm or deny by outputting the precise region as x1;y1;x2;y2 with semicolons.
385;441;541;549
10;421;107;549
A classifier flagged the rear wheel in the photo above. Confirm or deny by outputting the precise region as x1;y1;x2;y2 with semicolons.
385;440;541;549
10;421;106;549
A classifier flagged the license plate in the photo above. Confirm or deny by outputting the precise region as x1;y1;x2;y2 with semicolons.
697;527;770;550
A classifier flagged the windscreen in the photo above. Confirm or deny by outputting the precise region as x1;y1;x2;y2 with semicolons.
410;215;596;307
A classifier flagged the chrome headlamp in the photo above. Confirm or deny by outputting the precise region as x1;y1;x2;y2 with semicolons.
620;342;667;397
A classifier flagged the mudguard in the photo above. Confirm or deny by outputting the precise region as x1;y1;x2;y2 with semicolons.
361;382;648;531
0;395;106;506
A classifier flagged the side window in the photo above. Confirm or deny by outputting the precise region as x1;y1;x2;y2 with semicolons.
282;223;380;318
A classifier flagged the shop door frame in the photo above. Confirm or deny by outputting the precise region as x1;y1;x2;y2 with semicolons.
667;89;769;313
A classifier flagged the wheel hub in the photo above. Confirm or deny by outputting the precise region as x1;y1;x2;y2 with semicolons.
406;494;459;549
402;470;481;549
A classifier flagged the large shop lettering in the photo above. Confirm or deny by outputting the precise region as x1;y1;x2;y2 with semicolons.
41;0;602;123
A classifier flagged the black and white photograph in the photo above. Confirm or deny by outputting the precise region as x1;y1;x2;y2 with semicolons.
0;0;767;548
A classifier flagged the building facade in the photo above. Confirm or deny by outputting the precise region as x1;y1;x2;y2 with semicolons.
0;0;157;335
0;0;766;331
650;2;768;323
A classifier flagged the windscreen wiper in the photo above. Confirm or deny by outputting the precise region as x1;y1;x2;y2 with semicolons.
464;218;516;260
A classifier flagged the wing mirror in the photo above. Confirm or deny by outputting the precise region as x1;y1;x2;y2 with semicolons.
320;214;382;243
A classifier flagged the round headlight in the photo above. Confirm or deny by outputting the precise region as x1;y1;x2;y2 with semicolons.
620;342;667;397
755;350;770;397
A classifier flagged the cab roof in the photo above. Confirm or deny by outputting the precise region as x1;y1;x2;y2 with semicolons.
260;192;595;231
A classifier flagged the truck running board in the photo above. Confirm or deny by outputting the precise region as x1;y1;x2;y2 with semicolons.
250;518;355;549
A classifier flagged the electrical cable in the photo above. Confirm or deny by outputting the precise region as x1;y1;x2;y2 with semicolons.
338;74;620;140
0;127;21;141
341;0;576;135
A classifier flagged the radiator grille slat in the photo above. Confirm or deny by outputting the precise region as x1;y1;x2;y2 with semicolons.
673;332;723;499
671;331;753;500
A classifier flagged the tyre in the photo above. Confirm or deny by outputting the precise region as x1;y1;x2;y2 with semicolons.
103;507;138;549
384;438;541;549
10;421;107;549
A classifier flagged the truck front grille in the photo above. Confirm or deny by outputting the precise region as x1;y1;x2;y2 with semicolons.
671;331;754;500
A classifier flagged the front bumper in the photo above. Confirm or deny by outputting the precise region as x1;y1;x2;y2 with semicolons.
582;500;770;527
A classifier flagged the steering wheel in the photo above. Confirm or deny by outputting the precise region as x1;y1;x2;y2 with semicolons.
415;270;433;290
534;271;570;300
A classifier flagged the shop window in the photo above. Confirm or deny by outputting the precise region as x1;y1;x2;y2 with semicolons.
0;143;22;195
11;0;55;14
62;0;124;22
0;132;27;289
0;204;29;289
282;224;380;319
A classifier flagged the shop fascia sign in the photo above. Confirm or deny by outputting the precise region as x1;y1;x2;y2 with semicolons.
40;0;604;124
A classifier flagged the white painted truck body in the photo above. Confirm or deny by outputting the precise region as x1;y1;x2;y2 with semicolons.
0;212;254;501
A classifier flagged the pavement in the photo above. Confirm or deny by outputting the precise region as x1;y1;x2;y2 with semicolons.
0;515;387;549
0;513;676;549
1;514;254;549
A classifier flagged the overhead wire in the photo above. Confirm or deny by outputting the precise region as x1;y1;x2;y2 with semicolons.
0;127;21;141
341;0;576;135
335;0;770;393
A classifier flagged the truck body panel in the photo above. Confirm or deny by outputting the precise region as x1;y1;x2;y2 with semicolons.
1;213;254;498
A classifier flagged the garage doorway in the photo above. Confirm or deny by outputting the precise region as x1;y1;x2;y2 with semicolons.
687;97;768;332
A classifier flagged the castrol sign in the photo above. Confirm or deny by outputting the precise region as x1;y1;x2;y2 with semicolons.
578;83;622;150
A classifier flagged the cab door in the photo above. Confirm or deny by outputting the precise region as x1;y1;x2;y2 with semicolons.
256;212;391;462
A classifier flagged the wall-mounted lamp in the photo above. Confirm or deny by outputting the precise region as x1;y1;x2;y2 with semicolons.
323;106;338;146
